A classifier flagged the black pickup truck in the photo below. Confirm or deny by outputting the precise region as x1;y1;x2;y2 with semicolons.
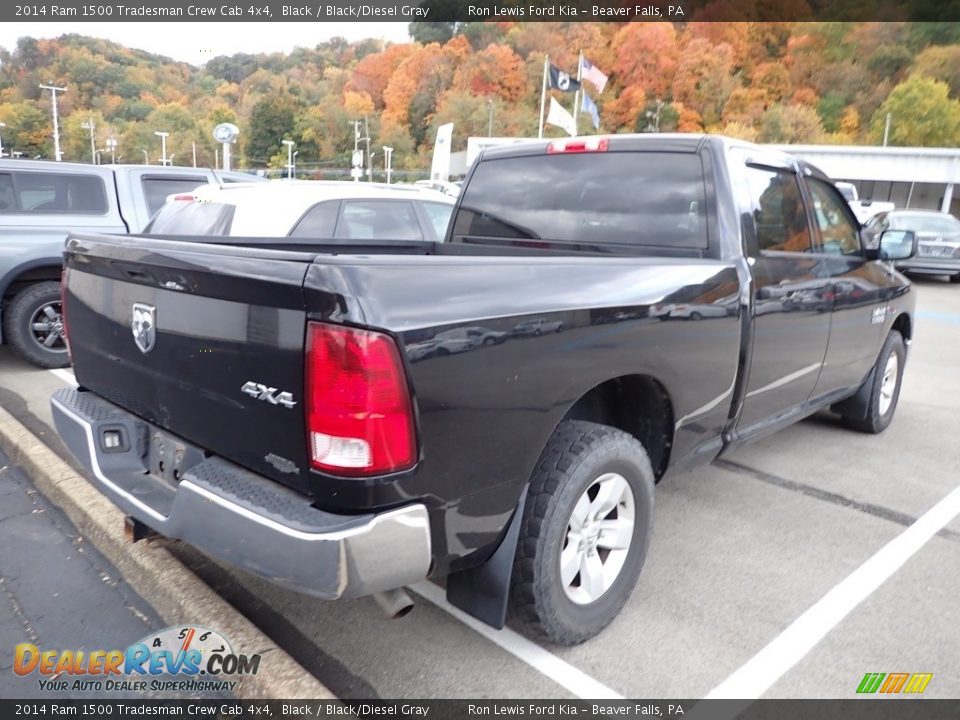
52;135;917;645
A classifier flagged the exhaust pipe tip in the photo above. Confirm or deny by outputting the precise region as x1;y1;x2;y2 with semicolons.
373;588;415;619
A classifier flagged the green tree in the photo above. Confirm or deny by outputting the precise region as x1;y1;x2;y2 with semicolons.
0;102;50;157
869;76;960;146
911;44;960;97
408;21;460;45
246;94;299;167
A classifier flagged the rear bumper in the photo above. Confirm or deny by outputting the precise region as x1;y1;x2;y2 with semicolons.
50;387;431;600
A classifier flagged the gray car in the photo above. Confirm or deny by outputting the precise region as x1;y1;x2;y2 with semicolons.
865;210;960;283
0;159;260;368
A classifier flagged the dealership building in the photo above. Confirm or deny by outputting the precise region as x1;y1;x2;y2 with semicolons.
771;144;960;218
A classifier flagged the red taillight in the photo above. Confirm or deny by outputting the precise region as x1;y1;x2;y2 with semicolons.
546;137;609;154
60;267;71;359
171;194;196;202
305;322;416;476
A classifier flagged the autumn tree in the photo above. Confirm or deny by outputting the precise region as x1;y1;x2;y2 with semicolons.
759;103;826;144
911;45;960;97
672;38;738;127
611;23;680;99
868;76;960;147
246;94;299;166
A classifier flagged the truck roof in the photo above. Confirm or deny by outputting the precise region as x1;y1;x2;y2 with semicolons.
477;133;831;182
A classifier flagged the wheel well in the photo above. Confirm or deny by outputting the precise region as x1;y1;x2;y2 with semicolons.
891;313;911;342
3;265;62;303
560;375;674;480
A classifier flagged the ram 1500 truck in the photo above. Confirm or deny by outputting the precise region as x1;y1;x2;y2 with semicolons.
51;135;917;645
0;160;259;368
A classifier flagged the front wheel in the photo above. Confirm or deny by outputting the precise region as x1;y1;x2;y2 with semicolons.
950;274;960;284
4;282;71;369
510;421;654;645
841;330;905;434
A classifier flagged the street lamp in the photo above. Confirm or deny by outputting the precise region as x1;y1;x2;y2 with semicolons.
168;153;176;166
154;131;169;166
39;83;67;161
383;146;394;185
282;139;295;179
488;99;495;138
139;148;149;164
106;138;117;164
0;122;6;159
81;117;96;163
292;150;298;179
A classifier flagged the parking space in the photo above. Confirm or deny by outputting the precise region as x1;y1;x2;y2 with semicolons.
0;278;957;700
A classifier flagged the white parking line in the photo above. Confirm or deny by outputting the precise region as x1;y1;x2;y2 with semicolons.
43;368;622;700
411;582;624;700
706;483;960;700
48;368;76;386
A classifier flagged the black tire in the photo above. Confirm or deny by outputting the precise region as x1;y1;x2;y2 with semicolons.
950;274;960;284
3;282;70;369
483;336;496;346
510;420;655;645
842;330;905;434
689;311;703;321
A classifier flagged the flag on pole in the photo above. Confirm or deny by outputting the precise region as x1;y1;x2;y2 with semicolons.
581;92;601;130
548;64;581;93
546;97;577;136
580;56;608;94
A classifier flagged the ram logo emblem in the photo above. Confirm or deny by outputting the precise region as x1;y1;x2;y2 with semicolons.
131;303;156;354
241;381;297;409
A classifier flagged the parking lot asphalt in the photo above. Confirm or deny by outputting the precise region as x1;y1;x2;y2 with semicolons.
0;277;957;700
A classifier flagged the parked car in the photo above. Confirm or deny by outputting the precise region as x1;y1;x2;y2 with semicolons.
146;181;455;243
510;318;564;336
864;210;960;283
52;134;916;647
0;159;258;368
414;179;461;197
835;181;895;225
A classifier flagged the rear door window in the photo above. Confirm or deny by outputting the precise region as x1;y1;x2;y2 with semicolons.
0;172;108;214
143;201;235;235
743;166;813;253
421;201;454;240
334;200;422;241
806;178;862;256
452;152;708;250
140;175;211;216
290;201;339;238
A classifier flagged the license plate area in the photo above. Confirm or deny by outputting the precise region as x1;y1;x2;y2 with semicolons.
146;428;206;489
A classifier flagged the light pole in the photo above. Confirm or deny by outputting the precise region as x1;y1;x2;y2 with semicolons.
0;122;6;159
139;148;149;164
39;83;67;161
383;146;393;185
95;150;102;165
488;99;495;137
106;137;117;164
168;153;176;166
154;131;169;166
81;117;96;163
292;150;298;179
282;139;295;179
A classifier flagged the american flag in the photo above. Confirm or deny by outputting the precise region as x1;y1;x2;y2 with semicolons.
580;56;608;94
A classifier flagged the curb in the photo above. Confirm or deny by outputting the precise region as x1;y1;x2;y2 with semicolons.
0;401;335;700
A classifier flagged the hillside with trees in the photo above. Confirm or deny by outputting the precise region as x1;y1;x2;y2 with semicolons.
1;22;959;175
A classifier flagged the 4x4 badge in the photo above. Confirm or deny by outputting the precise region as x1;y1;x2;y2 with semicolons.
131;303;156;354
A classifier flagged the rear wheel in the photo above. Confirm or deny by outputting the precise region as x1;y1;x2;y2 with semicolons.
842;330;905;434
4;282;70;369
510;421;654;645
950;274;960;284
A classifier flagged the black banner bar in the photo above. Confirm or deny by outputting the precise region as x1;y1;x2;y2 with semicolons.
2;700;960;720
2;0;960;22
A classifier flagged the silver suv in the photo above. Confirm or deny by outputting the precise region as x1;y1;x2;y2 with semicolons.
0;160;259;368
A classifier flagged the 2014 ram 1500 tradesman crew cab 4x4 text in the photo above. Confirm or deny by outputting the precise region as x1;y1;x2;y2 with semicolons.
51;135;917;645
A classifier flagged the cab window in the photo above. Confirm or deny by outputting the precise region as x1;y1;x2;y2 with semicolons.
806;178;862;256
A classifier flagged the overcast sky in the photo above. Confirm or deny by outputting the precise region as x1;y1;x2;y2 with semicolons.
0;23;412;66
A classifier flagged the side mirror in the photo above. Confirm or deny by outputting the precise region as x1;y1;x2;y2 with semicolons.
878;229;916;261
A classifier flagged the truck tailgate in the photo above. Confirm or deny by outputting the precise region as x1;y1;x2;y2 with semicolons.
63;234;317;493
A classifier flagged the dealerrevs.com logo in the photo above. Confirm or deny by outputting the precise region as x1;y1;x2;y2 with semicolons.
14;626;260;693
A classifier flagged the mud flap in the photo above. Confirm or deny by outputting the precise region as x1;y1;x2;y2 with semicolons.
830;365;876;421
446;487;527;629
